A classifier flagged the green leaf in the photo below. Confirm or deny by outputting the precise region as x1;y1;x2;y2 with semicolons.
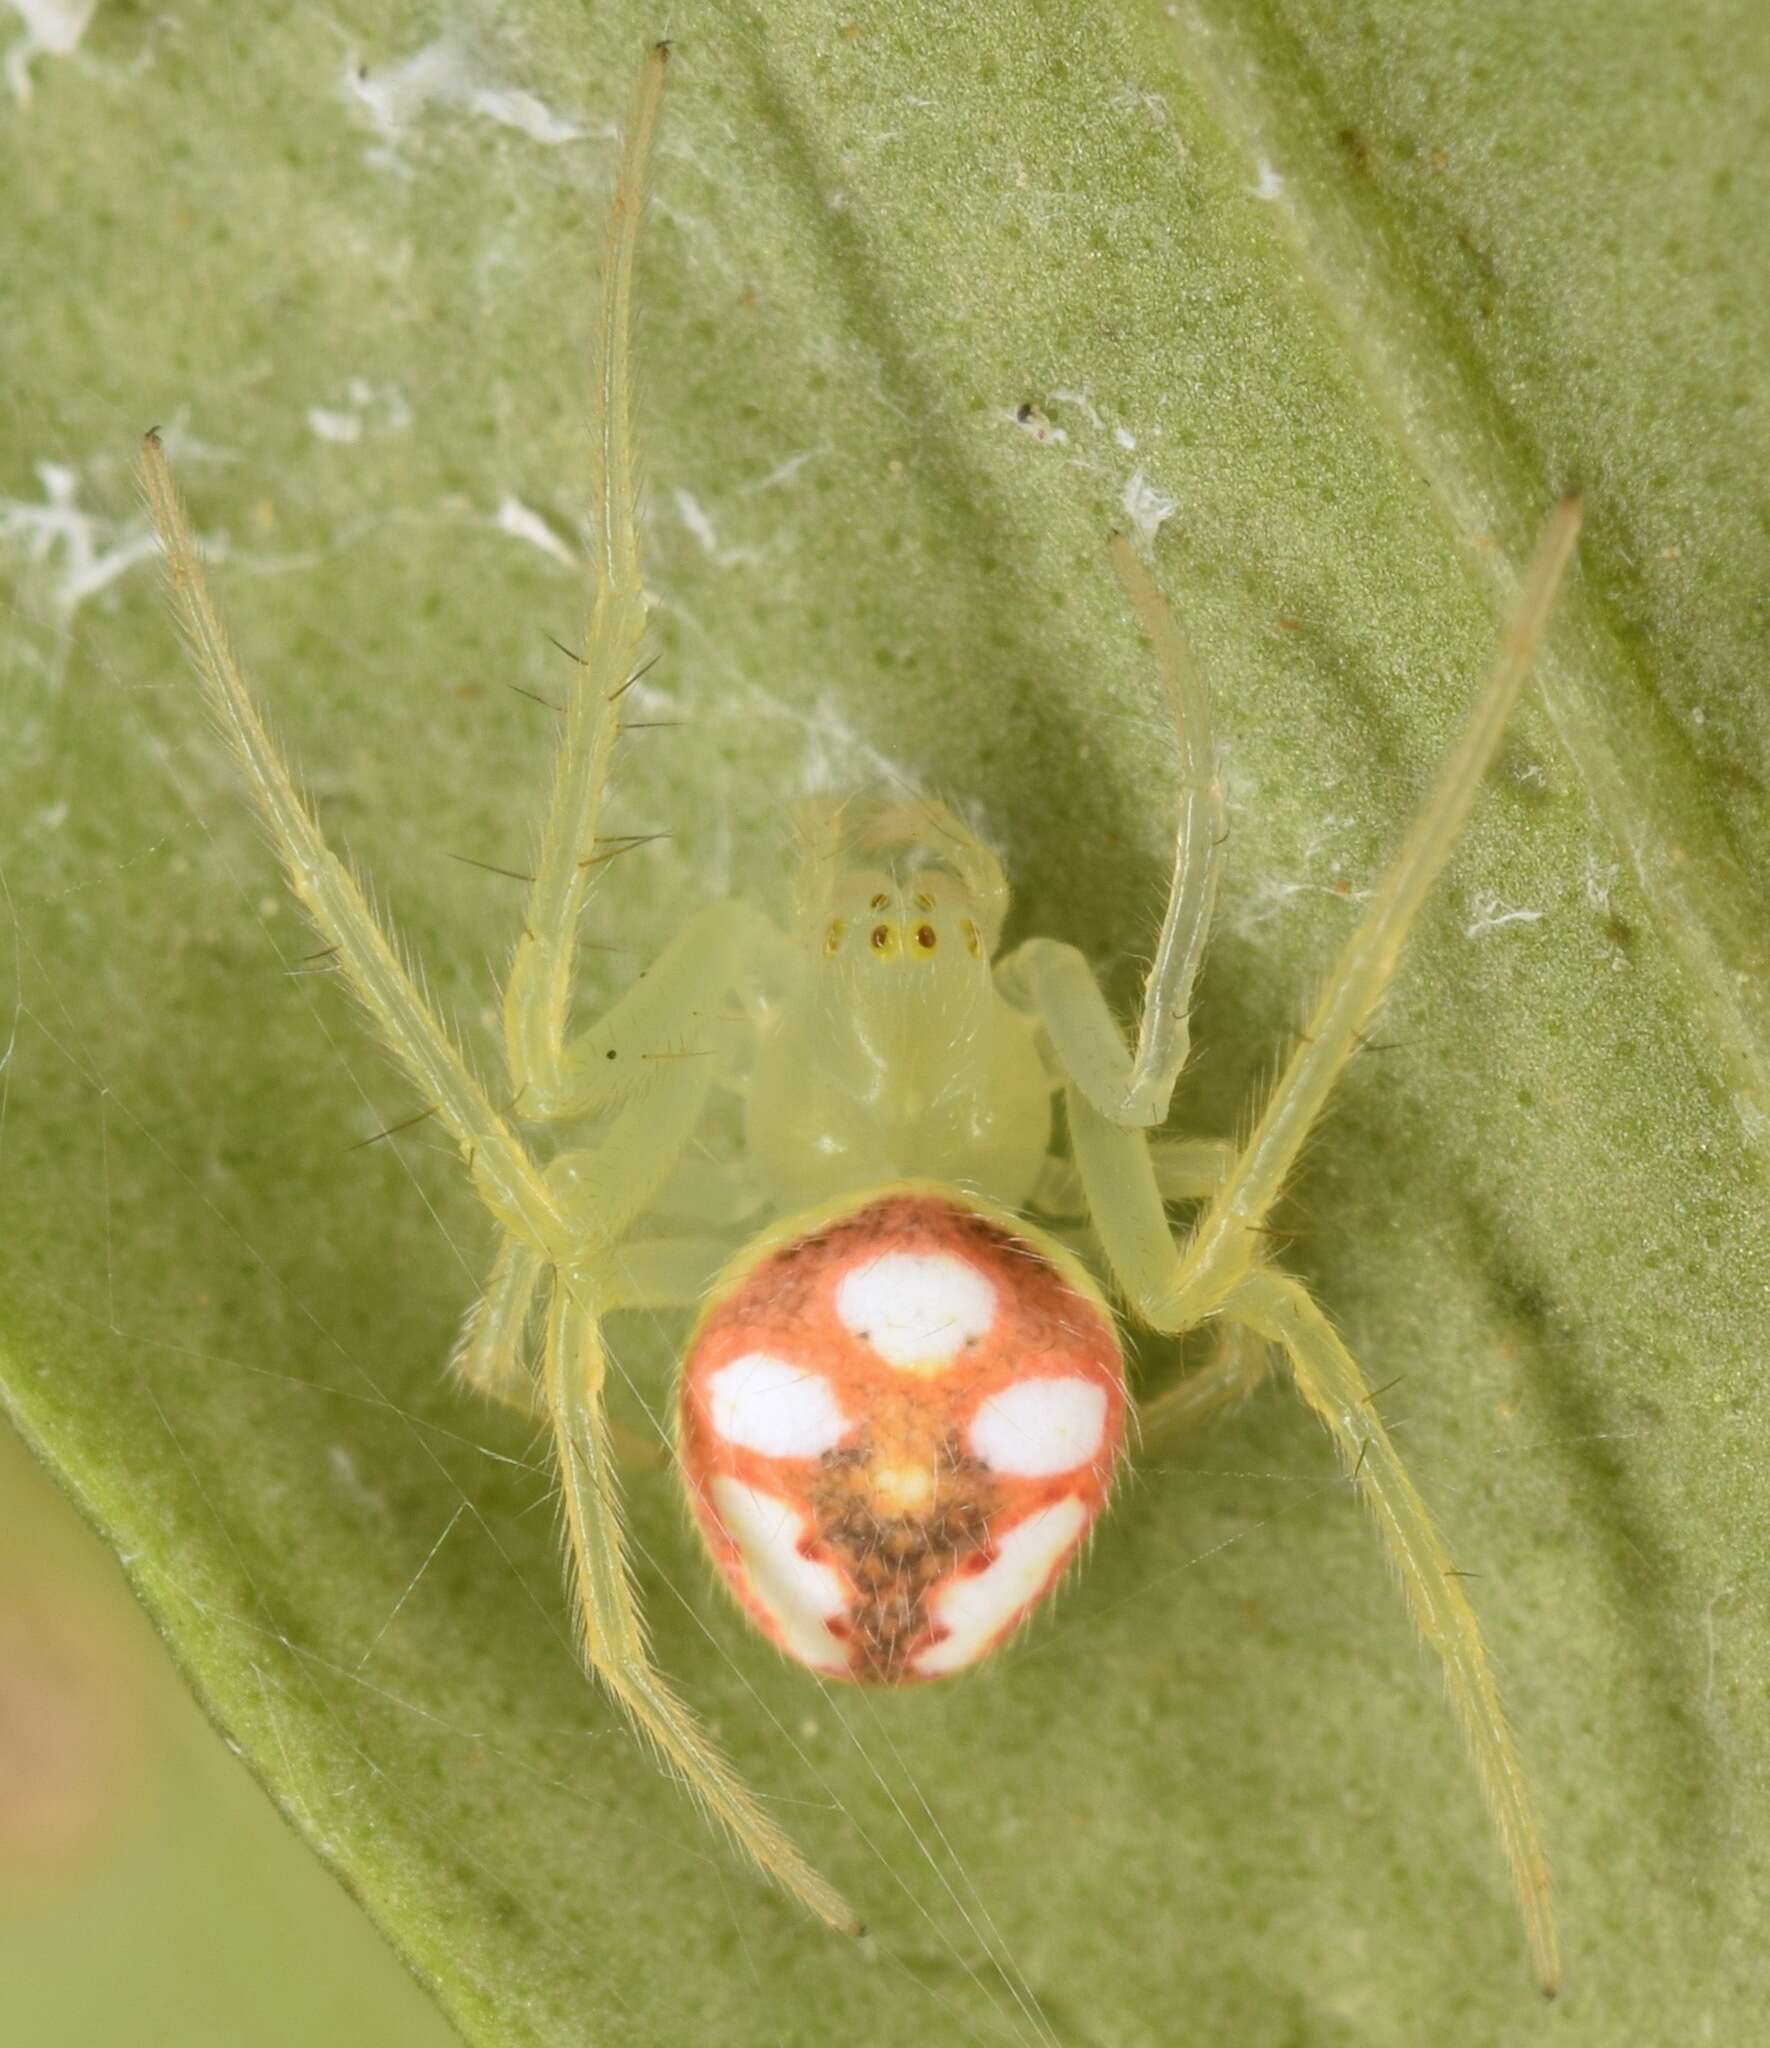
4;2;1764;2042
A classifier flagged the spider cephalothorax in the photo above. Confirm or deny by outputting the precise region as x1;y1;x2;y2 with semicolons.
748;797;1053;1209
142;41;1579;1990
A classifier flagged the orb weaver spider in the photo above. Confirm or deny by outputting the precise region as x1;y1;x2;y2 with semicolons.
141;40;1579;1992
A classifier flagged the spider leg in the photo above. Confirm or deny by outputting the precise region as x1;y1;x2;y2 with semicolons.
502;43;675;1119
1156;501;1582;1329
1137;1318;1270;1444
513;902;788;1124
467;901;779;1402
544;1278;860;1932
1033;1135;1234;1218
1224;1267;1558;1996
454;1233;547;1413
137;435;563;1258
143;51;860;1932
1060;502;1582;1330
649;1152;768;1232
1055;505;1579;1988
493;48;858;1933
1000;534;1225;1127
585;1235;734;1313
142;438;857;1933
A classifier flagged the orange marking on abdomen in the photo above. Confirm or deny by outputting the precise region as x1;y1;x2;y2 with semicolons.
679;1188;1125;1682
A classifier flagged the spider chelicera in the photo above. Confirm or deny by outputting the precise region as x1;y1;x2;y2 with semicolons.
142;41;1578;1990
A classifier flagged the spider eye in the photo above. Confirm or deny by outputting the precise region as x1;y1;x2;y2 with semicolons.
913;923;938;953
962;918;981;958
824;919;846;955
913;891;934;913
870;922;897;955
869;893;890;912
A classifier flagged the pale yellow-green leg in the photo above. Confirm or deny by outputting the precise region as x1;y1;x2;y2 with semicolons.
649;1152;767;1231
1058;502;1582;1329
510;900;786;1124
588;1236;734;1313
454;1233;548;1413
141;46;860;1937
493;48;856;1935
492;47;854;1933
1059;504;1580;1991
455;1229;727;1466
1151;500;1583;1330
1034;1133;1260;1440
1001;534;1226;1128
1067;1080;1557;1985
464;897;779;1404
454;914;764;1404
544;1281;858;1932
535;927;783;1250
1137;1318;1271;1444
501;41;666;1120
1065;1084;1181;1313
138;435;564;1256
1033;1135;1234;1217
1225;1268;1558;1996
140;427;857;1932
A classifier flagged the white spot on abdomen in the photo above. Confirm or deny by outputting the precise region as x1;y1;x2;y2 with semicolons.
711;1479;849;1673
969;1377;1109;1478
835;1253;996;1370
914;1497;1089;1676
707;1353;851;1458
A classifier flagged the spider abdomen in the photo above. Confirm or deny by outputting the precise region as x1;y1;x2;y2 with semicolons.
678;1188;1125;1683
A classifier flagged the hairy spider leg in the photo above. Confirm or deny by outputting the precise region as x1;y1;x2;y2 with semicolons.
140;40;860;1939
456;902;783;1404
453;1232;549;1406
1053;499;1580;1994
1179;504;1579;1324
1231;1266;1556;1989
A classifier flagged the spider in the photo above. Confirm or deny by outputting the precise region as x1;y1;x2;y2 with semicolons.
141;41;1578;1992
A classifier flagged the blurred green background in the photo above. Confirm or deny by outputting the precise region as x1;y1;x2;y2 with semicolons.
0;1422;455;2046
